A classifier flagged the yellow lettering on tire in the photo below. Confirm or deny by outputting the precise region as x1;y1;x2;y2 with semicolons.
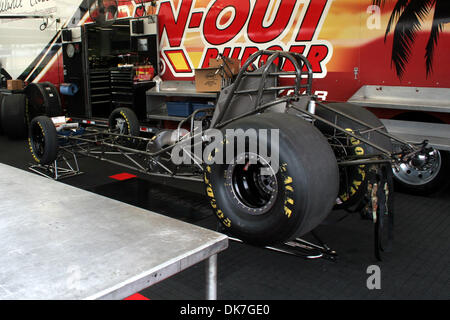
223;218;231;228
206;186;214;198
353;180;362;187
355;147;364;155
284;176;293;185
345;128;361;145
340;193;349;201
284;206;292;218
120;111;131;134
28;138;40;163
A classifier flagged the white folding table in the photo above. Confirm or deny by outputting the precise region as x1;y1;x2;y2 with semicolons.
0;164;228;300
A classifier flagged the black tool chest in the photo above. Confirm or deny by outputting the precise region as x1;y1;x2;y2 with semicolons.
88;67;154;119
89;69;111;118
110;67;134;109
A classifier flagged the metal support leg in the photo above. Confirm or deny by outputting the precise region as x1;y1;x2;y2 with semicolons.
28;151;83;180
206;254;217;300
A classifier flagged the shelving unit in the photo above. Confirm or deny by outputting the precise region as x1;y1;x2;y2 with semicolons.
146;81;218;122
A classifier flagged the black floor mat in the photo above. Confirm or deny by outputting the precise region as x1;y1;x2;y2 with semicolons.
89;178;213;223
1;134;449;300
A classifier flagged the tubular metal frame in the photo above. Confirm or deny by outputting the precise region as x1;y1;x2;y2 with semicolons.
53;50;423;180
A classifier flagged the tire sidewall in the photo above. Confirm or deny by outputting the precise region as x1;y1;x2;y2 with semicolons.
109;107;140;137
1;94;28;139
334;125;371;208
25;82;63;119
315;103;392;209
28;116;58;165
204;119;311;245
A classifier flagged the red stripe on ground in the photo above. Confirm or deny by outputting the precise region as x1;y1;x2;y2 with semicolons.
124;293;150;300
109;173;137;181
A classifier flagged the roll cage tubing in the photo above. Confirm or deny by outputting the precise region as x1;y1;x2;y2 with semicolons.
211;51;419;160
213;50;313;126
60;50;421;176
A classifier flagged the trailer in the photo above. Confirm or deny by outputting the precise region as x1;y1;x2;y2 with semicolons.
1;0;448;195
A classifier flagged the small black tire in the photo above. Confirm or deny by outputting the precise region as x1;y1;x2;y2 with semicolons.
108;107;140;137
28;116;58;165
1;93;28;139
205;113;339;246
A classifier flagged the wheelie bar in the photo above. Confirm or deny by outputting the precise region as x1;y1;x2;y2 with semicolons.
266;236;338;261
227;231;338;261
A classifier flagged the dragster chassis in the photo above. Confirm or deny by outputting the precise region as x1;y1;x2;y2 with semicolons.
27;50;436;261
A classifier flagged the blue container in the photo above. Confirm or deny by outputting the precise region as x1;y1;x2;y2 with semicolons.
57;127;86;146
167;102;192;117
191;103;214;118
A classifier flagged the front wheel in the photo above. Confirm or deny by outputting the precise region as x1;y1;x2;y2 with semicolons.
108;107;140;146
108;107;140;136
205;113;339;246
28;116;58;165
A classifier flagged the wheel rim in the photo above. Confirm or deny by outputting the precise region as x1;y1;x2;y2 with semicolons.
113;117;128;135
225;153;278;216
393;149;442;186
31;122;45;158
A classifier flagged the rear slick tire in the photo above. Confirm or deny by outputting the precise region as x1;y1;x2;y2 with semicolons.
24;82;63;119
314;102;393;209
1;93;28;139
204;113;339;246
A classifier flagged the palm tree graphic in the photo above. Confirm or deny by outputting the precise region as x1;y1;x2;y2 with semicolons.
373;0;450;78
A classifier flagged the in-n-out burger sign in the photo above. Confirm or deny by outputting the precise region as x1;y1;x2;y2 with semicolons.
0;0;51;13
157;0;333;79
